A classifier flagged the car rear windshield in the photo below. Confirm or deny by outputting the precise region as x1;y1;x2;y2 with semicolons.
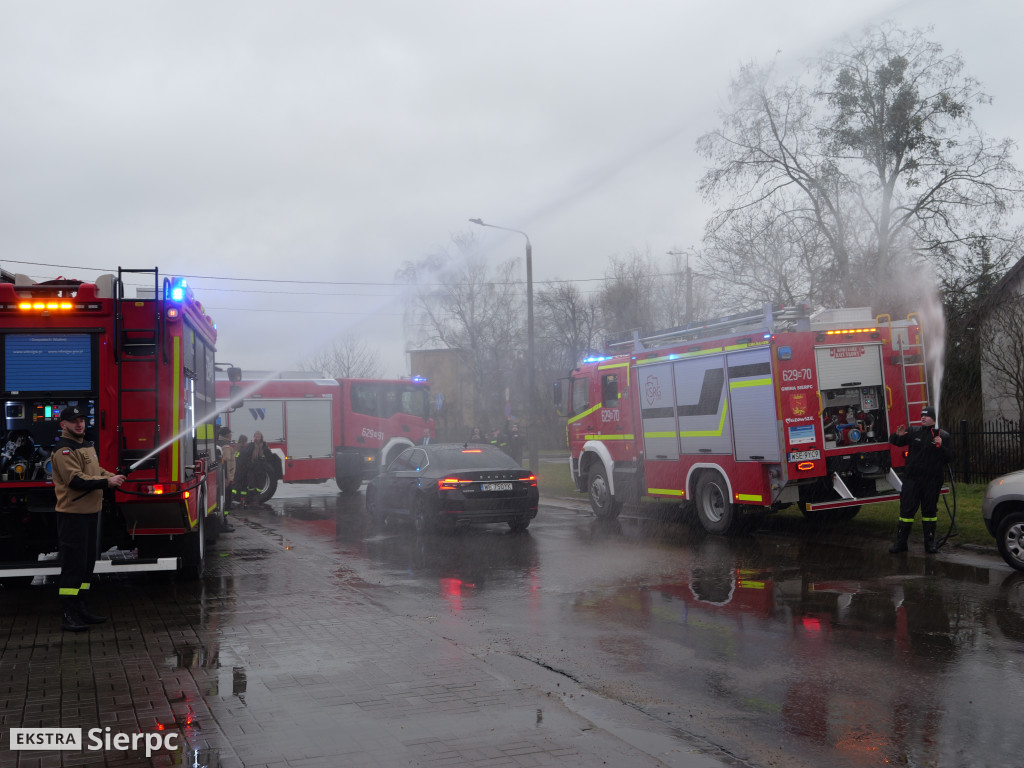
429;447;520;470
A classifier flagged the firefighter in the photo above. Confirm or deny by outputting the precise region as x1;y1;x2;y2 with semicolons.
489;428;507;454
505;422;523;465
216;427;237;531
888;406;951;554
50;405;126;632
236;430;275;509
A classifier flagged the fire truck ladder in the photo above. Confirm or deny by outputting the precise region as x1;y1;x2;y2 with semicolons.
879;313;930;426
605;303;813;352
115;267;162;477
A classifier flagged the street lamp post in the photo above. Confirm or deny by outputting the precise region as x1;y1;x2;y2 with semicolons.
469;218;536;472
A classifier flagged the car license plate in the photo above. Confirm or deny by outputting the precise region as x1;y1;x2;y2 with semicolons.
788;449;821;462
481;482;514;492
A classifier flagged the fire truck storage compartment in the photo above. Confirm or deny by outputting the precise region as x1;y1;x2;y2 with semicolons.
727;348;780;462
674;355;731;455
639;362;679;460
284;399;332;459
814;343;888;449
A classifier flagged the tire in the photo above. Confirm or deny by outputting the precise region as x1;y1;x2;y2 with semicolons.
182;500;206;580
255;473;278;503
412;496;434;534
695;471;739;535
338;476;362;494
587;465;622;520
996;511;1024;572
508;519;531;533
365;486;381;518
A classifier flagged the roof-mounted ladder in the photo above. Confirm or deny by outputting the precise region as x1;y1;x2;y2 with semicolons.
605;303;813;353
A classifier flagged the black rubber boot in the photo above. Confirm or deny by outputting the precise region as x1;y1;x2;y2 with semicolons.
923;522;938;554
77;599;107;624
889;522;912;554
61;598;89;632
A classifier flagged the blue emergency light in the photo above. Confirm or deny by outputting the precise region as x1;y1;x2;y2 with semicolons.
167;279;188;302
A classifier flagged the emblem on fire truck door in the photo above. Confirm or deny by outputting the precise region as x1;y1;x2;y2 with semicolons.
790;393;808;416
644;375;662;406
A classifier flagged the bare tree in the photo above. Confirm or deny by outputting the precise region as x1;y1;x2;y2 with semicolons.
697;22;1023;309
398;232;523;430
302;334;384;379
598;250;661;340
535;281;599;373
696;208;835;312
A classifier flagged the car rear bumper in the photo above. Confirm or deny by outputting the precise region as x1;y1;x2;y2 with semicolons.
436;495;538;524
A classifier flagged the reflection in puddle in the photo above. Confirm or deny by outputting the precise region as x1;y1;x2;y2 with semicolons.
170;644;219;669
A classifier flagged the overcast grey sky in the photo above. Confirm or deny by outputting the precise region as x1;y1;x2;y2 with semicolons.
1;1;1020;376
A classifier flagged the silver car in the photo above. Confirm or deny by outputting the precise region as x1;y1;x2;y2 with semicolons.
983;470;1024;571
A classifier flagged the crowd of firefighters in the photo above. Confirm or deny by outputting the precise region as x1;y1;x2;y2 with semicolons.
215;426;282;514
467;421;524;465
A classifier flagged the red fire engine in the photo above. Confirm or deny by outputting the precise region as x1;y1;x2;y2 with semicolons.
0;268;223;579
216;376;434;498
555;305;930;534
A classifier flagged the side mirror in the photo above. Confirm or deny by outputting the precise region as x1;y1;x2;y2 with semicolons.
227;366;243;383
226;384;242;413
553;379;567;417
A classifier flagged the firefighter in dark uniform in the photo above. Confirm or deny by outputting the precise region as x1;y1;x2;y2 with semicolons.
888;405;950;554
236;430;276;508
51;405;125;632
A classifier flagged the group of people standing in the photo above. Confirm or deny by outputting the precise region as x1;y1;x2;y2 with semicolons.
216;427;277;510
468;422;523;465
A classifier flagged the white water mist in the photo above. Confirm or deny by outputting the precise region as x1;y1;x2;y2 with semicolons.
918;270;946;427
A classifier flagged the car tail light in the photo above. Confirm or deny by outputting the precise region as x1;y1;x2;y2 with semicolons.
438;477;473;491
523;475;537;487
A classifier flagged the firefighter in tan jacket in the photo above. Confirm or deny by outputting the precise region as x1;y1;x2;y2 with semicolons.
51;405;125;632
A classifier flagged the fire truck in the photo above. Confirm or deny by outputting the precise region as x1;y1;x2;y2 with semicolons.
216;376;434;497
555;304;931;534
0;268;223;579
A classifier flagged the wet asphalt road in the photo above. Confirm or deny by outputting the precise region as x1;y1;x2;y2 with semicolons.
4;483;1024;768
248;483;1024;768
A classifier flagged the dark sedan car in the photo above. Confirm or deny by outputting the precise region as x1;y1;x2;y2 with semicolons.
365;443;538;532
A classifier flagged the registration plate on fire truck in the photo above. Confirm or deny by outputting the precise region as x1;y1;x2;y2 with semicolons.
482;482;514;492
787;449;821;462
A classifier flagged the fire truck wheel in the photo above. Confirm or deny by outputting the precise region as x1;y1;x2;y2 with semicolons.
587;465;622;520
182;505;206;580
695;472;739;535
338;476;362;494
256;476;278;503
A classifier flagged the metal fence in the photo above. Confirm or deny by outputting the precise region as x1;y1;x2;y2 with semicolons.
953;419;1024;484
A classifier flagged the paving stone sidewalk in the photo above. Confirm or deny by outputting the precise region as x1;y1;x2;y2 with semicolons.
0;520;732;768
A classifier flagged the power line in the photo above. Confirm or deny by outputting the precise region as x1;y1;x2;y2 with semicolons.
2;257;689;291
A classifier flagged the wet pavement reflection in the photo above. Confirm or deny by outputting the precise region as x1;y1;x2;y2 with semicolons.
3;486;1023;768
260;491;1024;768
